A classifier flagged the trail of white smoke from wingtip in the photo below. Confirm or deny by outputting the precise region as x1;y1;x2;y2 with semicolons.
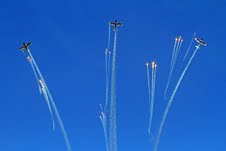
104;50;112;111
148;65;157;135
42;70;72;151
108;23;111;51
146;64;151;104
153;47;200;151
153;65;157;97
172;38;180;68
108;51;111;77
183;33;196;61
172;38;183;68
164;38;178;99
27;50;56;130
105;49;110;110
28;59;42;94
175;40;183;58
109;30;118;151
169;38;177;72
104;23;112;111
171;39;182;75
42;89;56;131
99;109;109;151
48;96;72;151
164;38;183;99
146;64;151;134
27;54;55;129
27;50;72;151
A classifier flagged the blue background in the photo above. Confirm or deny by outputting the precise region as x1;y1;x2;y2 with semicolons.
0;0;226;151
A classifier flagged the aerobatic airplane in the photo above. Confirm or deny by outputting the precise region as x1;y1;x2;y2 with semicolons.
110;20;123;30
195;38;207;46
19;42;32;51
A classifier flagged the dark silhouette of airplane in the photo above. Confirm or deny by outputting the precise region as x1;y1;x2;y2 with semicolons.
109;20;123;30
19;42;32;51
195;38;207;46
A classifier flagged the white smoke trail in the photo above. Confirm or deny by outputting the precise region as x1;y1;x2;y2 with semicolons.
171;38;180;70
146;64;152;134
48;94;72;151
107;51;112;84
104;49;111;111
104;49;110;111
107;22;112;90
109;29;118;151
148;64;157;135
153;67;157;98
104;23;112;111
108;51;111;75
99;105;109;151
28;59;42;94
164;38;178;99
27;50;72;151
169;38;178;73
27;50;55;130
27;50;48;94
175;40;183;60
108;23;111;51
107;23;112;85
99;115;109;151
171;38;183;74
153;46;200;151
183;33;196;61
42;88;56;131
146;64;151;104
27;55;55;129
152;64;157;106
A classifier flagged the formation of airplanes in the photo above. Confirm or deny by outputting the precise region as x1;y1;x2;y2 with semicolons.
19;21;208;53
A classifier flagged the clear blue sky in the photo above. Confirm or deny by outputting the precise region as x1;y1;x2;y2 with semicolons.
1;0;226;151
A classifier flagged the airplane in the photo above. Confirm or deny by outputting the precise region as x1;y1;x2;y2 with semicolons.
19;41;32;51
109;20;123;30
195;38;207;46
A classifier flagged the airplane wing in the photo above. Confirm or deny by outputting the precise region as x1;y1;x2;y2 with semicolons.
27;41;32;46
195;38;201;43
19;46;26;50
199;39;207;46
202;42;207;46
